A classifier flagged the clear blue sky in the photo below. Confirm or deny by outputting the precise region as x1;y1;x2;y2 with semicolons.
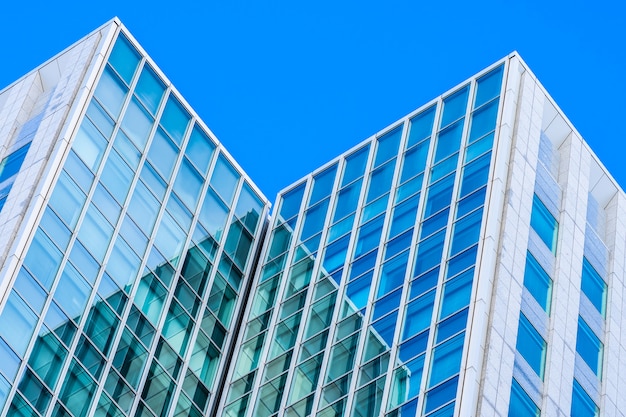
1;1;625;201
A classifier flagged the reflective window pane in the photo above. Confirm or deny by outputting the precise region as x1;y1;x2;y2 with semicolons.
160;94;190;145
135;64;166;115
407;105;436;148
94;66;128;119
185;125;216;175
210;154;239;207
108;34;141;84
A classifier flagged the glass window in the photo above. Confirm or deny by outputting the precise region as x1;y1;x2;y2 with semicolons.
174;158;204;211
199;189;230;242
40;206;71;252
185;125;216;175
439;268;474;318
59;360;97;417
108;34;140;84
342;144;370;186
322;234;351;276
385;229;413;260
153;212;187;266
366;160;395;203
86;100;114;139
0;142;31;184
148;128;179;180
530;194;558;253
278;183;306;221
465;132;494;163
0;338;20;380
429;332;464;387
468;100;499;143
300;199;329;242
423;375;458;415
354;215;385;258
107;238;141;292
434;120;464;163
73;118;108;171
459;151;491;198
571;379;599;417
421;208;449;240
576;317;603;377
377;251;409;297
430;153;458;183
407;105;436;147
400;139;430;183
94;66;128;120
92;183;122;225
99;150;134;204
309;164;337;206
127;181;160;236
346;272;373;311
120;97;154;151
113;129;141;169
374;125;403;167
436;308;468;343
474;65;504;109
524;252;552;313
581;258;607;316
449;208;483;256
389;194;419;238
508;378;540;417
23;228;63;290
456;186;486;218
516;314;546;379
332;179;362;222
77;204;114;262
134;64;166;115
440;85;469;127
424;174;455;217
234;182;264;232
14;267;47;314
403;289;435;340
160;94;190;145
53;263;91;322
414;229;446;277
210;154;239;207
0;291;37;355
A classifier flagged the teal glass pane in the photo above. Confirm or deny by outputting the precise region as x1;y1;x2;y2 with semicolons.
86;100;113;142
77;204;114;262
468;99;499;143
0;142;31;184
23;228;63;290
174;159;204;211
148;128;178;180
53;263;91;322
186;125;216;175
366;160;395;203
199;189;229;241
524;252;552;313
99;149;135;204
342;144;370;186
0;374;10;412
310;164;337;206
0;291;37;356
407;105;436;148
160;94;190;145
434;120;464;163
94;66;128;119
581;258;607;316
516;314;546;379
127;181;160;235
210;154;239;207
530;194;558;253
135;64;166;115
14;267;47;314
571;379;599;417
375;125;403;167
59;360;97;417
108;34;141;85
441;86;469;127
576;317;603;377
508;379;540;417
121;98;154;151
429;332;464;387
475;65;504;109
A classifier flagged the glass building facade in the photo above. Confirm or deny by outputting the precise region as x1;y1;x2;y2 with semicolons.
1;18;625;417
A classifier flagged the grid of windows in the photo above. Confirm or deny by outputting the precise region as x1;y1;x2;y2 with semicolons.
223;63;504;417
0;32;268;417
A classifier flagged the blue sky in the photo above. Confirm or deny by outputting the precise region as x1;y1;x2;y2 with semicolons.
1;1;625;201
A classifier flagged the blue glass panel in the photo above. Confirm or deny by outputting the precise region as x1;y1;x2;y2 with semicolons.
371;310;397;347
53;263;91;322
446;246;477;279
140;162;167;201
94;66;128;119
395;176;422;203
424;174;455;217
465;132;494;163
14;267;46;314
530;194;558;253
373;287;402;321
107;238;141;291
429;332;464;387
414;229;445;276
509;379;540;417
120;98;154;151
301;199;329;242
0;373;11;411
421;208;449;240
449;208;483;256
403;289;436;339
366;160;396;203
108;34;140;84
279;183;306;221
434;120;464;163
92;183;121;226
68;241;100;285
63;151;94;193
401;139;430;183
516;314;546;378
410;267;439;299
148;128;178;180
24;228;62;290
40;206;71;251
134;64;166;115
377;251;409;297
328;214;355;243
77;204;114;262
333;179;362;222
576;317;603;376
441;86;469;127
456;186;486;218
571;379;599;417
430;153;458;183
423;375;458;414
581;258;607;316
524;252;552;313
389;194;419;238
126;181;160;236
113;130;141;169
354;215;385;258
86;100;114;138
435;308;468;343
459;151;491;198
73;118;107;172
440;268;474;318
235;182;264;233
185;125;216;175
385;230;413;260
174;159;204;211
469;100;499;143
341;145;370;186
210;154;239;207
119;215;150;258
0;143;31;184
399;331;429;361
374;125;403;167
350;251;378;280
0;291;37;355
407;105;436;148
310;164;337;206
346;272;373;310
361;193;389;224
160;94;190;145
474;65;504;109
154;212;187;266
0;338;20;380
322;235;350;274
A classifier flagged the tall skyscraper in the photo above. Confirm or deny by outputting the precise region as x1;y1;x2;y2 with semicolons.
0;18;622;417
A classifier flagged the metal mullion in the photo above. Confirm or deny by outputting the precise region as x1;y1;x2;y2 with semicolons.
241;179;312;417
275;161;345;416
165;150;250;417
415;79;478;417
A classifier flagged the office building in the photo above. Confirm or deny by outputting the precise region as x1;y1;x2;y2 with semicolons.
0;18;623;417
